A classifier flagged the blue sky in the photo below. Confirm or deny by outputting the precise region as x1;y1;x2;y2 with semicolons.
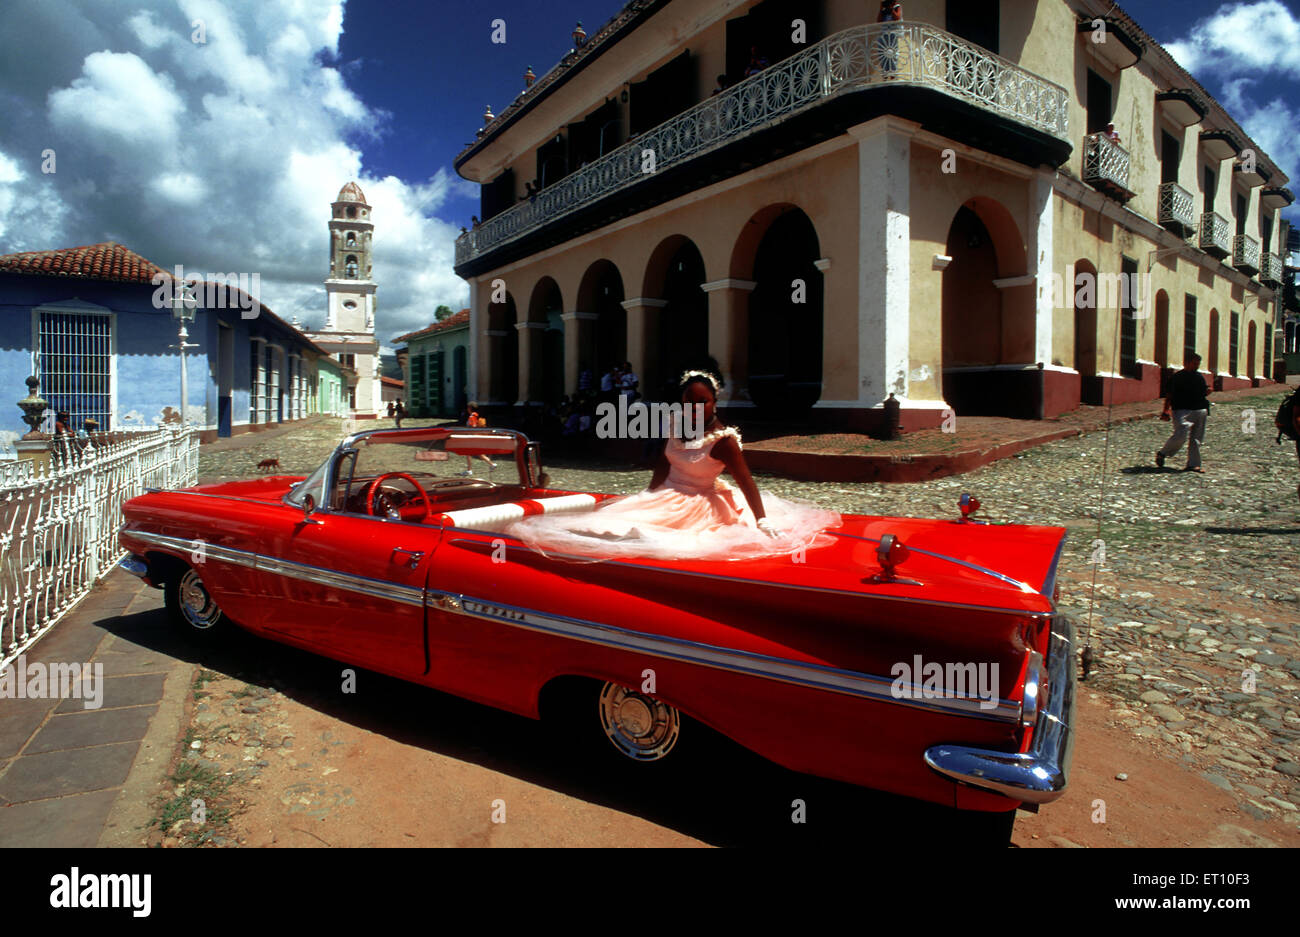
0;1;1295;350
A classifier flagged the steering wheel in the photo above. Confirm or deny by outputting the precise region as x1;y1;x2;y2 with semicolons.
359;472;433;521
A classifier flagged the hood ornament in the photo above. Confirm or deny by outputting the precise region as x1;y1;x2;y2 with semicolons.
958;493;982;523
867;534;921;585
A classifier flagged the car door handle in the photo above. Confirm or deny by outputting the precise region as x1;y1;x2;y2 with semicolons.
392;548;424;569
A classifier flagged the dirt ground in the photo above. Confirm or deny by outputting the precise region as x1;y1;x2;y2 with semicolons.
151;635;1298;848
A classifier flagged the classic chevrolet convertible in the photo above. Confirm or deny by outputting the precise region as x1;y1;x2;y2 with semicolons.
119;425;1074;838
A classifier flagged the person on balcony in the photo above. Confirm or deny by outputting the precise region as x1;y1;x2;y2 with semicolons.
1105;122;1121;144
877;2;903;76
743;46;769;77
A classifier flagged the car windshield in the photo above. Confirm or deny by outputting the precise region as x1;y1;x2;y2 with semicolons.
295;427;527;519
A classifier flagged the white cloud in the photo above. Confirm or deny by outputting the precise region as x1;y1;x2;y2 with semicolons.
0;152;22;185
0;0;469;346
1163;1;1300;218
1163;0;1300;78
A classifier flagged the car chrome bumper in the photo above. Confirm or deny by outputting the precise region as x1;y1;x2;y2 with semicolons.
118;555;149;579
923;615;1076;805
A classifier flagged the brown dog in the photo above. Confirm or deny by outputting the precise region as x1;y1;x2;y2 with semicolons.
257;457;281;472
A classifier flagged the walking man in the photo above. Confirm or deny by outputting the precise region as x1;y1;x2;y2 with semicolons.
1156;352;1209;473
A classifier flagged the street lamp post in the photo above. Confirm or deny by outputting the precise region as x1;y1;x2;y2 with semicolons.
170;281;199;426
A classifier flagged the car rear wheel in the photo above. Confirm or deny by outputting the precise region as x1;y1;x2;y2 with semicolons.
597;681;681;762
165;567;231;637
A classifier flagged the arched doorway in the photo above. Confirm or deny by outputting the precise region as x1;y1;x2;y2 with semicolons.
1208;308;1220;380
488;292;518;405
941;199;1034;416
745;208;823;413
643;236;709;400
528;278;565;405
453;346;468;413
576;260;626;384
1154;289;1170;393
1073;259;1098;378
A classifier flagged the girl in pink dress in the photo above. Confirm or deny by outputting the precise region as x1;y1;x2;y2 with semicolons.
506;371;840;561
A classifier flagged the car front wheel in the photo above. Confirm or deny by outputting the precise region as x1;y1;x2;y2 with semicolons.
164;567;231;637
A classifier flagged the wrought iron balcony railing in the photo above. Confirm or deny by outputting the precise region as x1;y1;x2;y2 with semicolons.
1232;234;1261;275
1260;251;1283;287
1198;211;1230;259
456;22;1071;265
1157;181;1195;235
1082;132;1133;201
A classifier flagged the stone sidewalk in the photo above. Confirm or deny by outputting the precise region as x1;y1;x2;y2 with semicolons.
742;381;1297;482
0;570;193;847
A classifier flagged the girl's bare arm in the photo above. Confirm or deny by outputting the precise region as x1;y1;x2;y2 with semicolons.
711;435;766;520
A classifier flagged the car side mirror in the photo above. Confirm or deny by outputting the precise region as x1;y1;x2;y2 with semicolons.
301;493;323;525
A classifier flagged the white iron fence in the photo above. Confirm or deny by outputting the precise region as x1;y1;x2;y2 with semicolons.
0;428;198;670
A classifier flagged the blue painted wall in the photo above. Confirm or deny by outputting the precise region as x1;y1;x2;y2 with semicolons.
1;273;323;436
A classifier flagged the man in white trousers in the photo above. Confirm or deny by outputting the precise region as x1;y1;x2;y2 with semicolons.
1156;352;1210;473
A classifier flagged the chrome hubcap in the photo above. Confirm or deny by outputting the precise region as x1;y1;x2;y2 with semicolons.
179;569;222;630
598;683;680;761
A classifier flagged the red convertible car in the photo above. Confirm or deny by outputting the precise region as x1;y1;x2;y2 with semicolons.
119;425;1074;838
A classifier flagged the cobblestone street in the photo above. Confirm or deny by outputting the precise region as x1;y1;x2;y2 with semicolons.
198;390;1300;829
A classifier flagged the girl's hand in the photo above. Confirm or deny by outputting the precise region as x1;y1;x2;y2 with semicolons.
756;517;782;539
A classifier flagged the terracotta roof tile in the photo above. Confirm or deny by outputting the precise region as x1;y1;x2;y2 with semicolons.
0;241;168;283
395;308;470;343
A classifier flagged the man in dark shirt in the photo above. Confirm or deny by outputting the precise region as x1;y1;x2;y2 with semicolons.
1155;352;1209;472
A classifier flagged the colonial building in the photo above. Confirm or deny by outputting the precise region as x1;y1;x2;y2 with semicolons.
395;309;471;418
301;182;383;418
0;241;342;443
454;0;1293;431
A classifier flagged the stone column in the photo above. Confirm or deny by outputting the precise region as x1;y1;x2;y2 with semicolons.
621;298;666;393
1029;168;1055;369
701;278;755;402
848;117;914;409
467;278;479;404
561;311;598;396
515;321;546;405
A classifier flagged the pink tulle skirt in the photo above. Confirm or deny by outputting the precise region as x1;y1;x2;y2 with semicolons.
505;481;840;561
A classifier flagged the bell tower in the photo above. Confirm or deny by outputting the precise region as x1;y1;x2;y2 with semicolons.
325;181;376;332
301;180;383;417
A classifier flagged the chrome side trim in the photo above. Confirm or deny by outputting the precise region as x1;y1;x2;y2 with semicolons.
924;615;1076;804
127;530;423;607
432;590;1021;724
449;535;1053;620
1038;535;1066;600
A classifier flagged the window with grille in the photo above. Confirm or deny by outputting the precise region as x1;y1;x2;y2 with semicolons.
1229;312;1239;377
37;311;113;429
264;345;277;423
250;341;261;423
1184;295;1197;358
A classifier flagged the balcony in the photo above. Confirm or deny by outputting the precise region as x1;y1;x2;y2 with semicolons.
1232;234;1261;276
455;22;1071;269
1157;181;1195;236
1260;252;1283;287
1082;132;1134;202
1198;211;1230;259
